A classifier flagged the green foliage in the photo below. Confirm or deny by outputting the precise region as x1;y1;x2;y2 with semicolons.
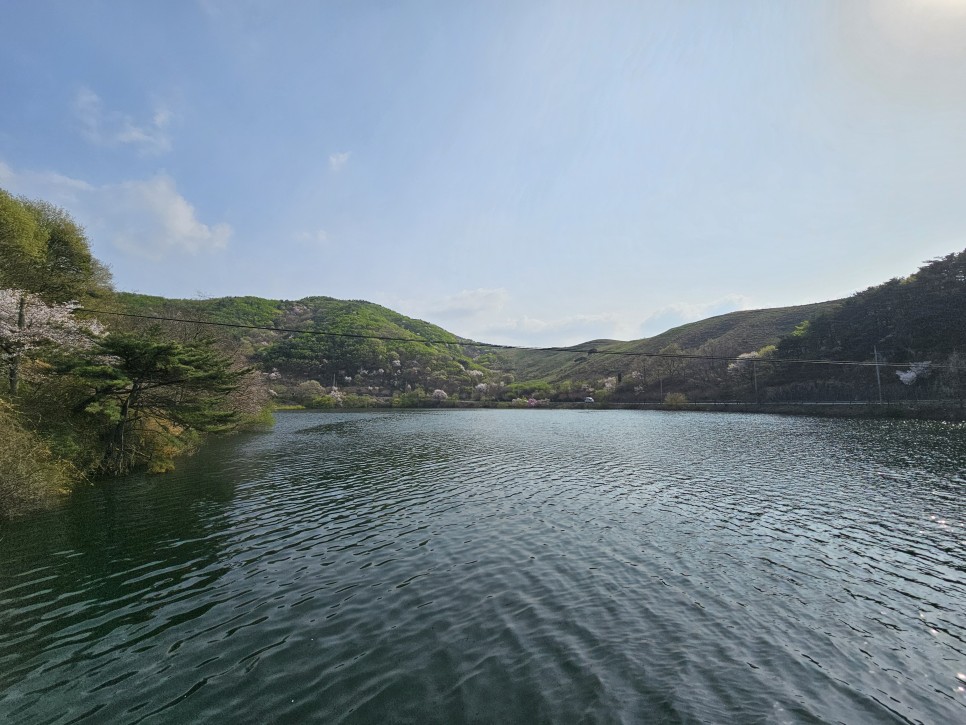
308;395;338;409
0;401;74;520
501;380;554;400
340;393;376;408
777;251;966;365
0;190;45;290
392;389;427;407
70;330;247;474
0;190;108;303
237;404;276;430
662;392;689;409
112;293;489;404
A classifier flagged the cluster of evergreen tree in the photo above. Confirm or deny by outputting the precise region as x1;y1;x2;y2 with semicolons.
776;251;966;363
768;251;966;403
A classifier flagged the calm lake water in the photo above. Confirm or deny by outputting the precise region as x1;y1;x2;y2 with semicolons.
1;410;965;724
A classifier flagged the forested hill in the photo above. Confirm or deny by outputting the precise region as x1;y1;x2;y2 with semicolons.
111;292;495;401
775;250;966;365
108;291;854;405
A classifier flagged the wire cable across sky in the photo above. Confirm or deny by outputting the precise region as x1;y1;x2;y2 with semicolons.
76;308;943;370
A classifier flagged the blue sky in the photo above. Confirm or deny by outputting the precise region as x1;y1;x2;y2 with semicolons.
2;0;965;346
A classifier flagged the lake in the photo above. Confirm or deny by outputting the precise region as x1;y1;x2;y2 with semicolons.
1;410;965;723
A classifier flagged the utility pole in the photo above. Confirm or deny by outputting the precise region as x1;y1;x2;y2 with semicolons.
874;346;883;404
753;360;759;403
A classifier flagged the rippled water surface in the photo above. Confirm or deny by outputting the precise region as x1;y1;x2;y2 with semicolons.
2;410;965;723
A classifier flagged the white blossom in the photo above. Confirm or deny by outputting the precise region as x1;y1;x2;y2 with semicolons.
897;361;931;385
0;289;103;361
728;351;761;377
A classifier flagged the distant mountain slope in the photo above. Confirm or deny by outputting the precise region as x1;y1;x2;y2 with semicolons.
497;300;841;382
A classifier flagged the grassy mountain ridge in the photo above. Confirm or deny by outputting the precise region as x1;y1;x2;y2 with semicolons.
496;300;841;383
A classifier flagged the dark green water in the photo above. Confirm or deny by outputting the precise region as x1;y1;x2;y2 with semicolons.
1;410;965;724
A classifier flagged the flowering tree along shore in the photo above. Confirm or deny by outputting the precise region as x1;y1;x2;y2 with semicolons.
0;289;104;394
0;188;262;519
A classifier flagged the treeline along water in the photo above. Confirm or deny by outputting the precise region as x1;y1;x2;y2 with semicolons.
1;410;964;723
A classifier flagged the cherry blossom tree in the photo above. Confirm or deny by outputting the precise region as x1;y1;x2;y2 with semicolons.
896;361;931;386
0;289;103;394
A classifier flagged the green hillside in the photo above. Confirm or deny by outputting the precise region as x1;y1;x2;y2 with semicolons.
776;251;966;364
497;300;840;383
110;292;493;403
768;250;966;403
108;249;965;407
55;235;966;411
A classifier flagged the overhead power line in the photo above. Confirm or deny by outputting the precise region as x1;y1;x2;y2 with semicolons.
76;308;945;370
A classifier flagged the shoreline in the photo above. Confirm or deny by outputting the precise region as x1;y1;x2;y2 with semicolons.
274;400;966;422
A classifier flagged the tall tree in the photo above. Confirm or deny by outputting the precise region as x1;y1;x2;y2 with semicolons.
1;190;110;395
0;190;45;292
19;197;108;302
73;331;247;474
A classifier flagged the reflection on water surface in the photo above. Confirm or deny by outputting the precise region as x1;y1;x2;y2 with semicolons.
1;410;964;723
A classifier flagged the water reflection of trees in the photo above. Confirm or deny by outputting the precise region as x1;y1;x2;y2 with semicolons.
0;434;248;691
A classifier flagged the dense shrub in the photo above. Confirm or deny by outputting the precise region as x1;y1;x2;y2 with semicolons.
662;392;689;410
0;401;74;520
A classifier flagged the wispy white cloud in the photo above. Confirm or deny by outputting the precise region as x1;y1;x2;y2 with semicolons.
0;161;230;260
73;87;173;155
391;288;511;341
102;176;231;258
425;288;509;318
638;295;753;337
441;294;755;347
382;285;755;347
328;151;350;172
296;229;329;244
480;312;631;346
0;160;92;199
